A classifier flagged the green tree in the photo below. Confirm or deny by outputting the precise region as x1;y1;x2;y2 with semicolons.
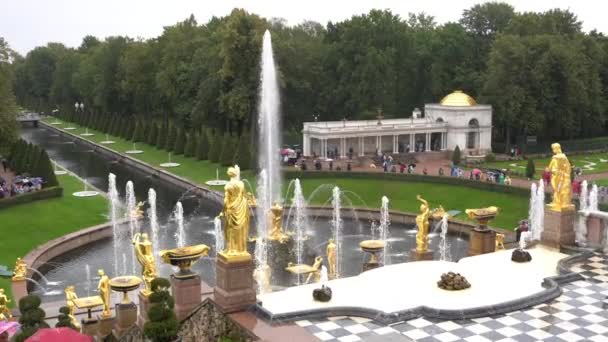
526;159;535;179
184;131;197;158
173;128;186;154
0;37;19;150
164;123;177;151
143;278;178;342
208;130;221;163
195;128;210;160
147;123;159;145
34;149;59;187
219;133;236;166
15;295;49;342
235;131;252;169
452;145;461;165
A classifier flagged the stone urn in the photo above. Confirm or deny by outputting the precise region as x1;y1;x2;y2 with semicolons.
437;272;471;291
109;276;142;304
313;285;332;302
511;249;532;263
160;244;210;279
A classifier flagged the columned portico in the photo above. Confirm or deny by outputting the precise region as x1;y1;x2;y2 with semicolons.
302;91;492;158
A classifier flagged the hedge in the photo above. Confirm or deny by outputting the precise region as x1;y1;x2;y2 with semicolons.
0;186;63;210
284;170;533;197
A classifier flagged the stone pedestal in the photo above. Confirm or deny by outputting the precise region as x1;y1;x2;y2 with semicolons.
171;275;201;320
97;315;115;339
214;254;256;313
137;292;153;328
586;216;604;247
541;208;575;248
11;279;27;304
114;303;137;338
410;249;434;261
468;229;496;256
81;318;98;337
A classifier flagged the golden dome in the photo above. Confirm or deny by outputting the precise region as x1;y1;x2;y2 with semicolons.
440;90;477;107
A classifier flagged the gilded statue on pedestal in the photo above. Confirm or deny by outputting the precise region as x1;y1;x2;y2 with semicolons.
217;166;251;260
64;286;81;329
546;143;574;211
12;257;27;281
97;269;111;318
306;256;324;284
132;233;157;295
326;239;337;278
0;288;11;321
268;202;288;242
415;195;431;253
495;233;505;250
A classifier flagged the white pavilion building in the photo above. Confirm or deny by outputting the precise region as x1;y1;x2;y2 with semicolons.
302;90;492;158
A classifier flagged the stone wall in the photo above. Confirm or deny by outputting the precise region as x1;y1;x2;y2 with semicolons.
178;299;257;342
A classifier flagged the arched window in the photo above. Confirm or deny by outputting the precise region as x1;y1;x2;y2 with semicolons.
467;119;479;149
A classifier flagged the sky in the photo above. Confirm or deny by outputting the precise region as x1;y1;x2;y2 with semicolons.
1;0;605;55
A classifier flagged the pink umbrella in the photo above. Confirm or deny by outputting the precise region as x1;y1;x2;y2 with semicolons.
473;168;482;175
26;328;93;342
0;321;20;339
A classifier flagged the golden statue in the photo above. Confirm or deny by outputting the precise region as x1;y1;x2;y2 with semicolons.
306;256;324;284
97;269;111;318
217;166;251;261
131;201;145;219
246;192;257;208
432;205;448;220
415;195;431;253
268;202;288;242
12;257;27;281
495;233;505;250
0;288;11;321
132;233;157;295
546;143;574;211
64;286;81;329
326;239;337;278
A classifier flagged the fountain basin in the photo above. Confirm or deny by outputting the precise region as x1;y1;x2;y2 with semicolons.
125;150;144;154
72;190;99;197
160;162;180;168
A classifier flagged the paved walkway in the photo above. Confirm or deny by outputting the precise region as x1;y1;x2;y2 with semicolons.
297;251;608;342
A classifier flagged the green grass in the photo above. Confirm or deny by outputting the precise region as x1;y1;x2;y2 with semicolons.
593;179;608;186
297;178;527;230
44;117;528;229
0;172;107;306
484;153;608;175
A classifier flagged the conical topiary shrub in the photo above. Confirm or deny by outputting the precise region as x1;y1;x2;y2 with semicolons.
235;131;253;170
184;131;197;158
34;149;59;187
526;158;535;179
173;128;186;155
147;123;158;146
220;133;237;167
143;278;178;342
55;306;78;330
15;295;49;342
452;145;461;166
208;130;221;163
195;128;210;161
164;124;177;152
156;122;166;149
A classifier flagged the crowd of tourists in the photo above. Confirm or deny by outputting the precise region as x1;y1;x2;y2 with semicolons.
0;175;44;199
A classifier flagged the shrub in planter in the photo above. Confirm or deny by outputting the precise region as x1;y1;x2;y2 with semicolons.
15;295;49;342
526;158;535;179
484;153;496;163
144;278;178;342
452;145;461;166
55;306;77;330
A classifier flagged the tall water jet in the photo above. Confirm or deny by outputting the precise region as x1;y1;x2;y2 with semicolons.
256;30;281;269
292;179;308;267
214;216;224;254
255;170;269;268
438;215;451;261
148;188;160;266
529;181;545;240
576;212;588;247
173;202;185;248
125;181;137;274
580;180;589;211
589;184;598;211
331;187;342;277
108;173;121;276
379;196;391;266
85;264;91;296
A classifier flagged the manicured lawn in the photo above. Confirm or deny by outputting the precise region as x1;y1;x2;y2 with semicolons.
484;153;608;175
0;171;107;306
296;178;528;230
44;117;528;229
593;179;608;186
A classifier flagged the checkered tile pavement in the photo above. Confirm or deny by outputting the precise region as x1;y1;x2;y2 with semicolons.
298;253;608;342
